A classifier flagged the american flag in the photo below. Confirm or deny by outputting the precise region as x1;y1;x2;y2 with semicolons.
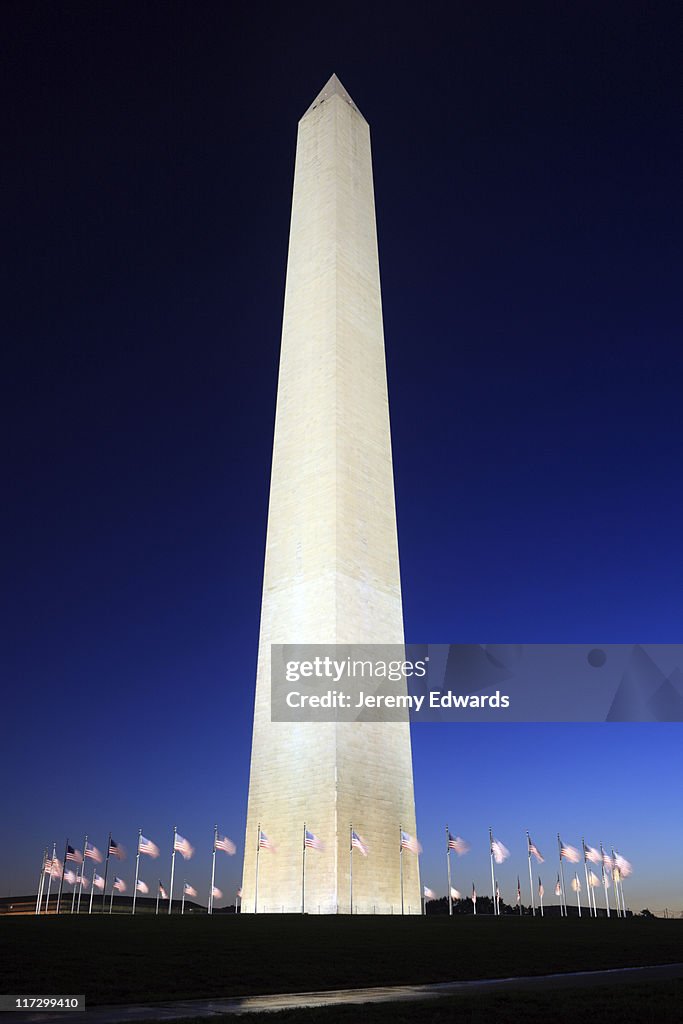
64;869;77;885
471;883;477;902
602;851;614;871
76;875;89;889
174;833;194;860
113;877;126;892
237;887;242;898
259;830;274;851
495;881;501;900
450;887;461;900
215;835;236;855
516;877;521;902
139;835;160;858
614;853;633;878
490;838;510;864
66;845;83;864
305;829;324;851
423;886;436;900
351;830;368;856
212;886;222;899
183;882;197;897
559;840;580;863
109;838;122;859
400;830;420;854
554;875;562;896
93;873;105;890
158;883;168;899
49;858;62;880
84;841;103;863
589;870;601;887
571;875;581;893
136;879;149;894
538;877;544;898
43;856;53;874
448;833;470;855
585;844;602;865
528;836;544;863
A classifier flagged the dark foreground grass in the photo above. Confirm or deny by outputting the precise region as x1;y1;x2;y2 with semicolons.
1;915;681;1007
171;980;683;1024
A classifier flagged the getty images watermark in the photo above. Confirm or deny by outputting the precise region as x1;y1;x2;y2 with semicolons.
271;644;683;723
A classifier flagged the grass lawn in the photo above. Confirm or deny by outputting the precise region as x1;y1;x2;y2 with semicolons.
170;979;683;1024
1;915;681;1007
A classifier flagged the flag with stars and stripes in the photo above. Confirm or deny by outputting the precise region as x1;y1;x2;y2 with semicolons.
448;833;470;855
351;830;368;856
304;829;324;851
400;831;420;853
139;835;159;858
215;835;236;854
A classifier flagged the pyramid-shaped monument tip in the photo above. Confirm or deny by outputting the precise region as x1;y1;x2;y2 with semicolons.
302;73;364;120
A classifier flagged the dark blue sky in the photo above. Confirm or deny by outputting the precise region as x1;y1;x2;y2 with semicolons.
2;2;681;910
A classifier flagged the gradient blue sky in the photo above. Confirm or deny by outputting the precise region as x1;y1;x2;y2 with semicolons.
2;2;681;912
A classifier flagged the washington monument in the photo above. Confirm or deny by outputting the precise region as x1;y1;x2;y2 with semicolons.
242;75;420;914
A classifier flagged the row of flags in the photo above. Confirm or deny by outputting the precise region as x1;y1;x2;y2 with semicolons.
34;822;634;918
433;827;632;918
35;826;237;916
251;823;632;917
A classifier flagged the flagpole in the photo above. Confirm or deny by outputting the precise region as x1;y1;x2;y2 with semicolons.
539;877;544;916
301;823;306;915
557;835;567;917
76;835;87;914
575;873;582;917
168;826;177;915
615;854;626;915
610;847;622;921
581;839;593;917
35;849;47;915
71;856;80;914
399;824;404;916
56;838;68;914
71;842;81;914
611;848;621;918
209;824;217;915
101;833;111;914
614;856;626;913
254;823;260;915
88;861;96;914
132;829;141;916
156;881;160;916
600;843;610;918
526;832;535;916
489;828;497;916
181;881;186;915
36;851;46;915
610;847;621;918
44;843;56;914
109;877;115;914
446;825;452;916
472;882;476;915
349;824;353;916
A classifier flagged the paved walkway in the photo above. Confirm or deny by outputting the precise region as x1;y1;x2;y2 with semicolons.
15;963;683;1023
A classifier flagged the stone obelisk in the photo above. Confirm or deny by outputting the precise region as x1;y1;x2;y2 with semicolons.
241;75;420;914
